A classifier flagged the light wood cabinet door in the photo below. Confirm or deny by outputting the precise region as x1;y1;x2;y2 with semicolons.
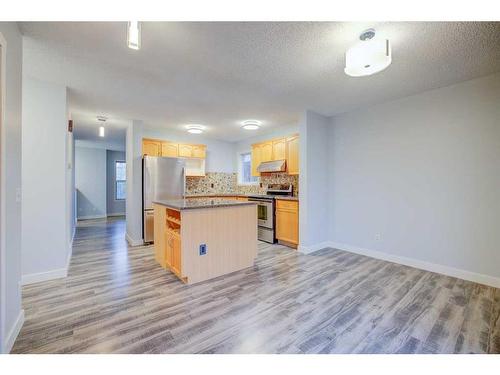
171;234;182;275
260;142;273;162
143;140;161;156
251;144;261;176
178;144;193;158
286;135;299;175
162;142;178;157
276;200;299;245
192;145;206;158
272;138;286;161
154;205;167;268
165;230;174;268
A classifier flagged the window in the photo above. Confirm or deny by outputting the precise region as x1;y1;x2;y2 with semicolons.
238;152;258;185
115;161;126;200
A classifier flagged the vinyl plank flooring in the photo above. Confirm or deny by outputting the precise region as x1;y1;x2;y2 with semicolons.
11;217;500;354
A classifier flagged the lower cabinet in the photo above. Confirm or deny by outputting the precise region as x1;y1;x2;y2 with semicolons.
275;199;299;246
160;207;183;279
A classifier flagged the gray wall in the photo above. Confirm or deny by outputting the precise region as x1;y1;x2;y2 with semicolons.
75;146;107;219
327;72;500;281
0;22;23;353
299;111;330;250
106;150;126;215
22;78;69;281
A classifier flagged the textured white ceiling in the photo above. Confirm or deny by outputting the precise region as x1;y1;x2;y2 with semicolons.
19;22;500;142
72;113;127;150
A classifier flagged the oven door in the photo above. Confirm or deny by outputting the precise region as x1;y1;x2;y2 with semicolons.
250;199;274;229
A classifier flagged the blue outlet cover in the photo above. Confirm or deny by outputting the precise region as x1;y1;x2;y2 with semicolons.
199;244;207;255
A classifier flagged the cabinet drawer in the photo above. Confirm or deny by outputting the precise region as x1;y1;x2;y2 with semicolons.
276;199;298;211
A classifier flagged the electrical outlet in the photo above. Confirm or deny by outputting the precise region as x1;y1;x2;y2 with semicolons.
375;233;381;241
199;244;207;255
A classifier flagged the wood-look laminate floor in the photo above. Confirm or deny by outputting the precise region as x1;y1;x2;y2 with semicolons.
12;217;500;354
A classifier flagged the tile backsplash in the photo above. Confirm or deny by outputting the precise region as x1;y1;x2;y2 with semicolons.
186;172;299;196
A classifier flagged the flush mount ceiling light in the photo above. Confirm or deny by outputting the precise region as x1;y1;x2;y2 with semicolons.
127;21;141;50
186;124;205;134
97;116;107;137
344;29;391;77
241;120;261;130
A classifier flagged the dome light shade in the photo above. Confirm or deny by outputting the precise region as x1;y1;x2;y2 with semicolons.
186;124;205;134
241;120;261;130
345;37;391;77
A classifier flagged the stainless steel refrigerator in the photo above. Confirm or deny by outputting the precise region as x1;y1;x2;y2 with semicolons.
143;156;186;243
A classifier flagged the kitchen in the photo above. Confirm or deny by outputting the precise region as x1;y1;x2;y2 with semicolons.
142;130;300;283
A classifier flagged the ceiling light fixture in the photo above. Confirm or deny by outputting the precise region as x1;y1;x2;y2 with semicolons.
186;124;205;134
241;120;261;130
344;29;391;77
97;116;107;137
127;21;141;50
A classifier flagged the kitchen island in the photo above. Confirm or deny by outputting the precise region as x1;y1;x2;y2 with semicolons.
153;198;258;284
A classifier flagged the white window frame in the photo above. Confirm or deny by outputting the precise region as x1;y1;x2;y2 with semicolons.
114;160;126;201
237;151;259;186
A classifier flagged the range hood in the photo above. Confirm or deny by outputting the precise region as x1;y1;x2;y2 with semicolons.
257;159;286;173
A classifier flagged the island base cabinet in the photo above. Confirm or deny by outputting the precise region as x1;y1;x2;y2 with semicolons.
276;200;299;247
154;203;257;284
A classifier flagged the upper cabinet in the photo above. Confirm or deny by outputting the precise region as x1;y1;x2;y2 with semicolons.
192;145;206;159
286;135;299;175
162;142;178;158
272;139;286;161
143;138;207;176
260;142;273;162
251;144;262;177
178;144;193;158
251;133;299;176
143;140;162;156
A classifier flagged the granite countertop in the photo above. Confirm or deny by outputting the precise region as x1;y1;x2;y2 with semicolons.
154;198;257;210
185;193;299;201
184;193;246;198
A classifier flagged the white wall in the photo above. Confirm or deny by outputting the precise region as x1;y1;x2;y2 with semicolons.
75;146;107;219
0;23;23;354
21;77;70;284
298;111;329;251
327;72;500;285
143;127;235;173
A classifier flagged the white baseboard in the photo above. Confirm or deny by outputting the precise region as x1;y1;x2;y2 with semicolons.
21;267;68;286
330;241;500;289
126;233;143;247
107;212;125;217
4;309;24;353
77;214;107;220
298;241;332;254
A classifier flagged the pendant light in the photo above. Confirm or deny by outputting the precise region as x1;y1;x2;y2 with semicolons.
344;29;391;77
97;116;107;137
127;21;141;50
